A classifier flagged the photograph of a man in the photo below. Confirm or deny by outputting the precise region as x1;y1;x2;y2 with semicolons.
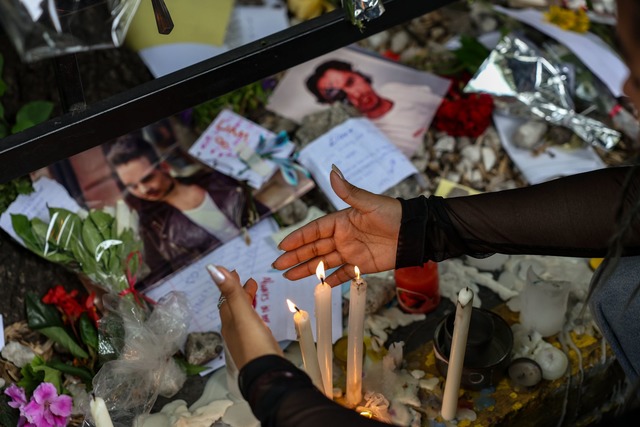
105;133;268;282
267;47;451;158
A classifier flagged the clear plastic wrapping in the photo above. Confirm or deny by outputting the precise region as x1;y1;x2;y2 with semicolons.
0;0;142;62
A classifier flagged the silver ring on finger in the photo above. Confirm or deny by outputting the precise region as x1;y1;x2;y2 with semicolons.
217;296;227;309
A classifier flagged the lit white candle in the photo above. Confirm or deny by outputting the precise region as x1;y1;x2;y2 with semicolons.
441;287;474;421
314;261;334;397
346;266;367;407
287;299;324;391
90;395;114;427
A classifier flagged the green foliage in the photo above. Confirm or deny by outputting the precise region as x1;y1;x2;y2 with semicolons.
0;51;53;214
193;81;272;130
436;34;491;76
0;176;33;214
25;293;89;359
12;206;142;293
174;355;209;376
0;392;20;427
18;356;62;396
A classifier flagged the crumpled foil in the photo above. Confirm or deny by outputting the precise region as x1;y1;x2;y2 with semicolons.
343;0;385;25
464;33;620;150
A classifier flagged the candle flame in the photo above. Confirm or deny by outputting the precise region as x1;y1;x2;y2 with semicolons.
359;410;373;418
354;266;361;280
286;299;298;313
316;261;325;282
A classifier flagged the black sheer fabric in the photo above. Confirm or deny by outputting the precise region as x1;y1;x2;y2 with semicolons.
397;166;640;267
239;355;390;427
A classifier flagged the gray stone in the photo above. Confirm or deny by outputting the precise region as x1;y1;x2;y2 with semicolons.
390;31;410;53
1;341;36;368
295;104;358;148
512;120;548;149
184;332;224;366
275;199;309;226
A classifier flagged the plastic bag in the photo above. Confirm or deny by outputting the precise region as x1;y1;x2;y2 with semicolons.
87;292;191;427
0;0;142;62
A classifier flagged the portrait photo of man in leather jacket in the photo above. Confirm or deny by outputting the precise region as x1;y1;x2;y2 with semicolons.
105;133;269;284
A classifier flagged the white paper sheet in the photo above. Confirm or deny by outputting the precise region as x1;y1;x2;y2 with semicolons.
0;177;82;245
143;217;342;372
493;6;627;97
297;118;419;210
0;314;4;351
493;113;606;184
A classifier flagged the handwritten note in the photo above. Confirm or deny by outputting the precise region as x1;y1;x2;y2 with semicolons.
297;118;418;210
143;218;342;372
189;109;295;189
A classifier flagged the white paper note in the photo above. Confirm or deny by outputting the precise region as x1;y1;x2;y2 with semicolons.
143;218;342;371
493;113;606;184
493;6;627;97
297;118;418;210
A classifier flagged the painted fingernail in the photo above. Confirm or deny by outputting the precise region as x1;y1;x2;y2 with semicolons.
207;264;225;285
331;164;345;180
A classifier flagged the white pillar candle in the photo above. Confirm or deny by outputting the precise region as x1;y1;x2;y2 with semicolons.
287;299;324;391
346;266;367;408
90;395;114;427
441;287;474;421
314;261;334;397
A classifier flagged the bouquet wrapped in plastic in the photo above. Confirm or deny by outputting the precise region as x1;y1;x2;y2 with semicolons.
10;196;191;425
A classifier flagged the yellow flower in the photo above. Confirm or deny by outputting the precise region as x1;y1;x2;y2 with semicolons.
544;6;590;33
572;9;590;33
288;0;335;21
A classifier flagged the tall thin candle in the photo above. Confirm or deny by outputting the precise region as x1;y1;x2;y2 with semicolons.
441;287;474;420
346;266;367;407
314;261;334;397
287;299;324;391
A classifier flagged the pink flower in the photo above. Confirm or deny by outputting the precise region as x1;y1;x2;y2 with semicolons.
5;383;28;409
22;383;72;427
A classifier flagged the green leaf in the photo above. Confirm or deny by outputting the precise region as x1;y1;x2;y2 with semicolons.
48;207;83;250
25;292;64;329
48;359;94;383
81;216;103;257
18;357;46;396
79;312;99;351
12;100;54;132
0;122;7;139
32;363;63;393
174;356;209;376
38;326;89;359
88;210;114;241
11;214;40;250
0;393;21;427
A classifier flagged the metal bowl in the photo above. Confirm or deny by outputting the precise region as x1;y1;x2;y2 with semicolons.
433;307;513;390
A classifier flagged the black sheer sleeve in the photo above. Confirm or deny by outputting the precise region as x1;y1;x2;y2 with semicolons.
239;355;391;427
396;166;640;268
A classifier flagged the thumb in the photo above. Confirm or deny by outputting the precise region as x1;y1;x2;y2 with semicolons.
207;264;244;302
330;165;378;211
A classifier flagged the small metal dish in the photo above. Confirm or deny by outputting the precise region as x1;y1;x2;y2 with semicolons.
433;307;513;390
